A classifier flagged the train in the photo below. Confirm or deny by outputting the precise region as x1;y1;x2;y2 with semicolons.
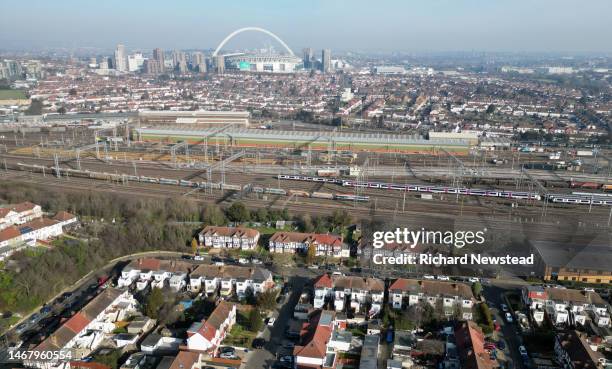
276;174;612;206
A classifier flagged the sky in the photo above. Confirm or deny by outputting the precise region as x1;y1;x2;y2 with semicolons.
1;0;612;53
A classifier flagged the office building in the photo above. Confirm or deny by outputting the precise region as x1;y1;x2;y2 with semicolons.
302;47;313;69
127;53;146;72
114;44;128;72
171;50;186;70
322;48;331;73
143;59;162;75
192;51;206;73
152;48;165;72
215;55;225;74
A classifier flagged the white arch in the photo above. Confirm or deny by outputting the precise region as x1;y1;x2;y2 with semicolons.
213;27;295;57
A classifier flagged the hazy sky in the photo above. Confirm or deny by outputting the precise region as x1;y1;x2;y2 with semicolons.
2;0;611;53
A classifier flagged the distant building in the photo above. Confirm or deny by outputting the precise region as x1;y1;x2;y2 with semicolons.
192;51;206;73
302;47;313;69
127;53;146;72
152;48;165;72
375;66;406;75
143;59;162;75
114;44;128;72
215;55;225;74
322;48;331;73
137;110;250;127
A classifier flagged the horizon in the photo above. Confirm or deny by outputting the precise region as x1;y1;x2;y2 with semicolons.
1;0;612;54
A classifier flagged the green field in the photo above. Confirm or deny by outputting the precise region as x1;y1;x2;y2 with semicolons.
0;89;27;100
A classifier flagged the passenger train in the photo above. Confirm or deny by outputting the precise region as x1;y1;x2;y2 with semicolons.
276;174;612;206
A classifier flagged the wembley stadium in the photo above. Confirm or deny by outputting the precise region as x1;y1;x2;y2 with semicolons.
214;27;302;74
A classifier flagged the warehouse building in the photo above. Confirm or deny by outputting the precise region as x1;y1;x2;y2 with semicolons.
134;127;470;154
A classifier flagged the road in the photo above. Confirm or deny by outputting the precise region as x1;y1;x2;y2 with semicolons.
243;275;309;369
483;282;527;369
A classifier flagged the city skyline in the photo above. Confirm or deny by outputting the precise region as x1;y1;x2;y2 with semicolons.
1;0;612;53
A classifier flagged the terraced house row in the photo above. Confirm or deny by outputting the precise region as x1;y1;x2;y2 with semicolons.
197;225;348;257
117;258;275;299
313;274;476;320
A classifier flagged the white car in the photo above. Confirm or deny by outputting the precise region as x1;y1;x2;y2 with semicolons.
500;304;509;312
468;277;480;283
238;258;249;264
423;275;435;280
437;275;450;281
267;317;276;327
193;255;204;261
252;259;263;265
214;261;225;266
518;345;528;357
505;312;513;323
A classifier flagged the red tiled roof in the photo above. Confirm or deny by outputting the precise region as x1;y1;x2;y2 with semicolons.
0;226;20;242
313;273;333;289
198;301;234;341
11;202;38;213
63;313;90;334
70;361;111;369
169;351;200;369
53;211;76;222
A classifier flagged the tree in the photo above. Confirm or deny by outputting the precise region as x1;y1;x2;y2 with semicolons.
486;104;496;115
472;281;482;297
256;290;277;311
329;210;352;230
202;204;226;226
57;106;67;114
191;238;199;255
226;202;250;222
25;99;43;115
306;243;317;265
69;88;77;96
145;288;164;319
249;307;263;332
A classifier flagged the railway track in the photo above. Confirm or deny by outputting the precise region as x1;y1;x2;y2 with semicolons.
1;170;609;244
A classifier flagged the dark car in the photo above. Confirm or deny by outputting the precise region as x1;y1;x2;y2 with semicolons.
252;338;266;349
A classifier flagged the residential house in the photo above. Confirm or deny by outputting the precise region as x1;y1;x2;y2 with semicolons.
388;279;474;320
27;289;137;368
522;285;548;324
454;321;497;369
545;288;610;327
117;258;192;290
198;226;260;250
313;274;334;309
187;301;236;354
188;264;274;298
555;330;607;369
332;276;384;317
19;218;63;243
293;310;337;368
168;351;201;369
9;202;43;224
140;333;182;355
53;211;79;229
0;208;19;230
269;231;346;257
